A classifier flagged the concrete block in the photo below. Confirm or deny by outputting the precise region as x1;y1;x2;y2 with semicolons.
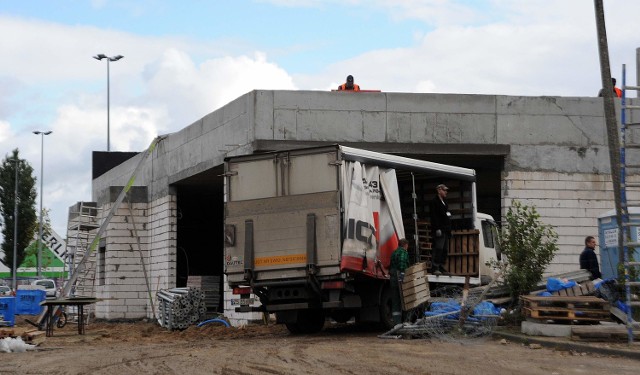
521;320;572;337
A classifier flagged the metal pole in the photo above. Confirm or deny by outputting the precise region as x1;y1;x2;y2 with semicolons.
37;133;44;277
107;58;110;152
636;47;640;97
12;157;19;291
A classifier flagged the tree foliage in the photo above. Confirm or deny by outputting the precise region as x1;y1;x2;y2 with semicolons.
0;149;37;273
498;200;559;300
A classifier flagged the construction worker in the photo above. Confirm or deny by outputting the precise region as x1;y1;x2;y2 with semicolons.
598;78;622;98
429;184;451;276
389;238;410;325
338;75;360;91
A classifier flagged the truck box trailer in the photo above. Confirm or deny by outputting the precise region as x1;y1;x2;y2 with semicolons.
224;145;500;332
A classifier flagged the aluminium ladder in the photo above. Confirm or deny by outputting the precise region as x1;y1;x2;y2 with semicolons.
618;63;640;344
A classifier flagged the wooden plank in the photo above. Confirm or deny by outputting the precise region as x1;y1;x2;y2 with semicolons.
403;289;430;304
402;282;428;295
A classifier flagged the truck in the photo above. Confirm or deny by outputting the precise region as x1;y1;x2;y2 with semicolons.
223;144;500;333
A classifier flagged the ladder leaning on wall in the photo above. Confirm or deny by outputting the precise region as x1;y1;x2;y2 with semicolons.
618;63;640;344
64;202;102;322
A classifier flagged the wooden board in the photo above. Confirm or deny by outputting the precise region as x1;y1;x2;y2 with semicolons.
552;281;596;297
401;265;430;310
571;325;639;341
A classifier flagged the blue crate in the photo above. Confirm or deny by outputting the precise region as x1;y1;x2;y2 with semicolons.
0;296;16;326
15;289;46;315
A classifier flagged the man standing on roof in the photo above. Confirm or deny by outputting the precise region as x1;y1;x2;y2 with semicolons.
338;75;360;91
429;184;452;276
598;78;622;98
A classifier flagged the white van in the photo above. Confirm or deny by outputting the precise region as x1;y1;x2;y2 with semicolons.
31;279;58;298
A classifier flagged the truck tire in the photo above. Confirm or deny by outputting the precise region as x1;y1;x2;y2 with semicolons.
285;309;325;334
379;284;394;330
330;310;353;324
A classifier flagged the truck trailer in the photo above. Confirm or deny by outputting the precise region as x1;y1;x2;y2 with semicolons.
224;145;500;333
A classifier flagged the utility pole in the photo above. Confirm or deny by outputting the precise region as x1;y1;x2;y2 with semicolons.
594;0;624;266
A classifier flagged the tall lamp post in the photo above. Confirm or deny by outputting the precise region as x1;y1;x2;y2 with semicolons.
33;130;52;277
93;54;124;151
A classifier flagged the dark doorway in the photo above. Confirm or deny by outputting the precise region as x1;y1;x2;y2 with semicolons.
174;164;225;312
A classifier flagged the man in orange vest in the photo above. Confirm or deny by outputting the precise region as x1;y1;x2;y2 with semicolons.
598;78;622;98
338;75;360;91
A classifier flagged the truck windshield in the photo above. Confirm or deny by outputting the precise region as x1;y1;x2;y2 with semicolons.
481;219;501;260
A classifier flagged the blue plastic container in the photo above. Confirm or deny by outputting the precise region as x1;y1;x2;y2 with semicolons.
0;296;16;326
598;208;640;279
15;289;46;315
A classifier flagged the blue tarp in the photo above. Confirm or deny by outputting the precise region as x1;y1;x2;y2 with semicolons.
425;300;500;321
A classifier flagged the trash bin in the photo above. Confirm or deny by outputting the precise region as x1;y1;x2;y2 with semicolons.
0;296;16;327
15;288;46;315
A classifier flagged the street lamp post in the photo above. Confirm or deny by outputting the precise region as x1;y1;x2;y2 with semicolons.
33;130;52;277
93;54;124;152
12;157;19;291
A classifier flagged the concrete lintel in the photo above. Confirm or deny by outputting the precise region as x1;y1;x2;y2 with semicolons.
253;140;510;156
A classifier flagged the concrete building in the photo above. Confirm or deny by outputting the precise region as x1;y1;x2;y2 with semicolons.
82;90;638;323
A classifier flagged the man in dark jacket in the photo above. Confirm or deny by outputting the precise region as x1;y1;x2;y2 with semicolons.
390;238;410;325
580;235;601;280
429;184;451;276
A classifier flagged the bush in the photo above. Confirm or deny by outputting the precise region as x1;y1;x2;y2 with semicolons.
498;200;559;301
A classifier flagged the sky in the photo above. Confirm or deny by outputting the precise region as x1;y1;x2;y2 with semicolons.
0;0;639;246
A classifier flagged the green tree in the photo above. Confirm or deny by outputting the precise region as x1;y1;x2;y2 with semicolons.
0;149;37;275
498;200;559;301
24;208;53;268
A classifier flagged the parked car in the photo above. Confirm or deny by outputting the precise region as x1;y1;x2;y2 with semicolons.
31;279;58;298
0;285;12;296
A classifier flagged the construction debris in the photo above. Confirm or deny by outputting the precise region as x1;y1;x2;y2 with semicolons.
156;287;207;330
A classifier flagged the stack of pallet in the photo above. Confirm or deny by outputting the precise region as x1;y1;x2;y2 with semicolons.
521;295;610;323
401;262;430;310
187;275;221;316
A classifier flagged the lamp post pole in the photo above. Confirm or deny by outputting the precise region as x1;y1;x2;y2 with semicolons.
12;157;19;291
33;130;52;277
93;54;124;151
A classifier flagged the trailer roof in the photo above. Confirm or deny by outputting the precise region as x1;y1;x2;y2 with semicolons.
339;146;476;182
225;144;476;182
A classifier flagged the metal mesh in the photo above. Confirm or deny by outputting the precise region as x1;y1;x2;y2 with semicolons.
381;285;499;342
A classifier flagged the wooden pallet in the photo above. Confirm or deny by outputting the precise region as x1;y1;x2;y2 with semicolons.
552;281;596;297
401;262;430;310
521;296;610;322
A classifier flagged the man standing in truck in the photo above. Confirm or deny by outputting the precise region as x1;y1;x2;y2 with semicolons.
390;238;410;325
429;184;452;276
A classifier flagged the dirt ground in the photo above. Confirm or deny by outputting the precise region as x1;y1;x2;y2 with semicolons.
1;316;638;375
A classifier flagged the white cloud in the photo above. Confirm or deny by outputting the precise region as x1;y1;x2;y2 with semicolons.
0;121;12;144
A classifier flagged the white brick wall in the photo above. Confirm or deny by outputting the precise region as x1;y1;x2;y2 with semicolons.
502;171;640;275
94;195;177;320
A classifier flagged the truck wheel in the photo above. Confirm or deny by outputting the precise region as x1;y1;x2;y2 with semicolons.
379;284;394;330
285;322;302;334
286;309;325;334
330;310;353;324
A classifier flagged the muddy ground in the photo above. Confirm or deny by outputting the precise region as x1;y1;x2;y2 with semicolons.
1;317;638;375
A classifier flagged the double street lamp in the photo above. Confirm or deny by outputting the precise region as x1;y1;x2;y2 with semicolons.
93;54;124;152
33;130;52;277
